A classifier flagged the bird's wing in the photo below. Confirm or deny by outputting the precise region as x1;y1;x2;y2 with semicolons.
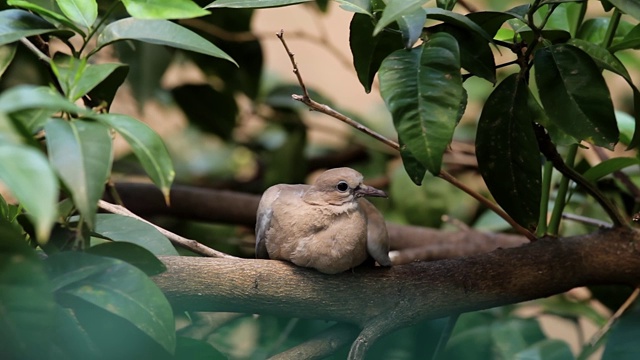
359;198;392;266
255;186;283;259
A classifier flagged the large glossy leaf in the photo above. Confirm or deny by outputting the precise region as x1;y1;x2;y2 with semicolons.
0;44;17;77
96;18;236;65
206;0;311;8
350;13;403;93
335;0;372;16
0;220;55;358
476;73;541;229
467;11;522;37
374;0;427;36
45;252;176;355
0;144;58;240
93;213;178;256
87;241;167;275
534;44;618;149
0;9;70;46
52;54;129;102
122;0;209;19
7;0;85;35
92;114;174;202
0;85;83;114
56;0;97;29
379;32;464;175
608;0;640;21
45;119;112;229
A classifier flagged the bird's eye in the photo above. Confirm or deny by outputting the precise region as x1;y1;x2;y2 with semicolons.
336;181;349;192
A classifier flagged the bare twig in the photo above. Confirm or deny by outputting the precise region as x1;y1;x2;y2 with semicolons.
269;324;359;360
275;30;537;241
20;38;50;62
97;200;239;259
588;287;640;346
561;213;613;228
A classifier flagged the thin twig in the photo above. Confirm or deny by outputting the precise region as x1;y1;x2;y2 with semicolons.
588;287;640;346
97;200;239;259
276;30;537;242
561;213;613;228
20;38;50;62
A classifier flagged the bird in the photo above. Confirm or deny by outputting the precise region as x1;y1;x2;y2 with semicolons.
255;167;391;274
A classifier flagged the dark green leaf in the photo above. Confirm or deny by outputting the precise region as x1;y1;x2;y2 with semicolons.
45;252;176;355
56;0;97;28
86;62;129;110
175;336;227;360
608;0;640;21
171;84;238;139
577;17;633;45
582;157;640;182
92;114;174;202
602;305;640;359
206;0;312;8
122;0;209;20
52;305;99;359
0;9;73;46
515;339;574;360
87;242;167;275
52;53;129;102
476;73;541;229
397;8;426;48
446;324;493;359
0;143;58;240
97;18;237;65
534;44;618;149
349;13;403;93
437;0;457;11
374;0;428;35
93;213;178;256
398;141;427;185
334;0;372;16
609;23;640;52
602;0;614;11
0;219;56;359
425;8;495;43
466;11;524;37
6;1;83;35
379;32;464;175
0;85;83;114
45;119;112;229
0;44;17;77
112;41;171;104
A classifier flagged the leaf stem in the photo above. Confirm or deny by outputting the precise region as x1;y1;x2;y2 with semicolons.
80;0;121;57
602;8;621;48
547;144;577;235
536;160;553;237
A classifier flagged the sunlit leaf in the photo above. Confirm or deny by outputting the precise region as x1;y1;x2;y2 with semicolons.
52;53;129;102
56;0;97;28
334;0;371;16
122;0;209;19
582;157;640;182
206;0;311;8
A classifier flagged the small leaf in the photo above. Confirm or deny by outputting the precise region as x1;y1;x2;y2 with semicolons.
379;32;465;175
93;213;178;256
582;157;640;182
0;44;17;77
0;85;83;114
334;0;372;16
97;18;237;66
56;0;97;29
476;73;541;229
0;219;56;358
7;0;85;36
0;9;71;46
206;0;311;8
607;0;640;21
397;8;426;48
92;114;174;202
349;13;403;93
515;339;574;360
87;242;167;275
52;54;129;102
0;143;58;240
122;0;209;20
374;0;428;35
45;252;176;355
45;119;113;229
534;44;618;149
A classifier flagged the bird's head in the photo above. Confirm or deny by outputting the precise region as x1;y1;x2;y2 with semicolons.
304;167;387;206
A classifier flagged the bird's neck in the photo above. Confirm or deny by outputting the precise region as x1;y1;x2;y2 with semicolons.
302;190;356;212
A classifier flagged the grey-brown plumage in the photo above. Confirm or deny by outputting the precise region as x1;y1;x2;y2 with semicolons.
255;167;391;274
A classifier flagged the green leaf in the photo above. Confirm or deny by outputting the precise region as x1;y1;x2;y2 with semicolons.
122;0;209;19
476;73;541;229
56;0;97;28
97;18;237;66
0;44;17;77
349;13;403;93
425;8;495;43
608;0;640;21
515;339;574;360
537;295;607;326
0;144;58;240
87;241;167;275
397;8;426;48
86;63;129;110
609;23;640;52
0;219;56;359
44;119;112;229
45;252;176;355
93;213;178;256
0;85;83;114
437;0;457;11
92;114;174;202
7;0;85;36
0;9;66;46
206;0;312;8
602;305;640;360
379;32;465;175
582;157;640;182
52;53;129;102
466;11;523;38
374;0;428;35
534;44;618;149
334;0;372;16
176;337;227;360
398;141;427;185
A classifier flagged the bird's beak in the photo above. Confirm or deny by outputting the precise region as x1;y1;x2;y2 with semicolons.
355;184;387;198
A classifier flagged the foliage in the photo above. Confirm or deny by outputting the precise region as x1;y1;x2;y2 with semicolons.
1;0;640;358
